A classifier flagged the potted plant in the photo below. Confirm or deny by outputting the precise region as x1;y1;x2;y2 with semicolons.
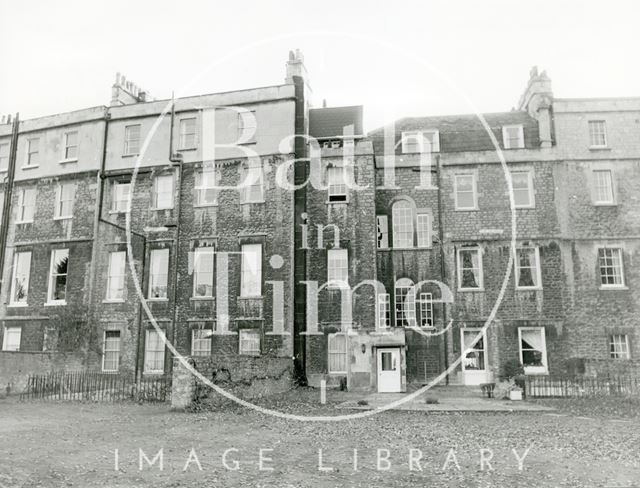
499;359;526;401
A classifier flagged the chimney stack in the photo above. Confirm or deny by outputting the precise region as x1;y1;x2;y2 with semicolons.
111;72;154;106
518;66;554;148
285;49;312;99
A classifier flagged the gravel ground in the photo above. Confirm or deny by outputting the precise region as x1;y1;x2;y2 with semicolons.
0;390;639;488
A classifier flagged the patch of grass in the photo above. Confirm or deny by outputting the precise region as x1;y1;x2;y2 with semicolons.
425;396;439;404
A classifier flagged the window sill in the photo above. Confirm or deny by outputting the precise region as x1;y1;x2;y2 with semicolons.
150;207;175;212
103;299;125;304
599;285;628;291
21;165;39;170
0;168;8;173
589;146;610;151
7;303;28;308
240;200;265;205
454;207;479;212
523;369;548;376
108;209;130;215
122;153;139;158
45;301;67;306
190;296;215;301
458;288;485;292
53;216;73;221
516;287;543;291
593;202;617;207
212;331;238;336
514;205;536;210
193;203;219;208
15;221;34;225
147;297;169;302
143;371;165;376
101;369;119;374
326;199;349;205
59;158;78;164
238;141;257;146
178;147;197;152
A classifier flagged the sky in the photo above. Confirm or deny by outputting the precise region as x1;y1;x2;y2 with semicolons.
1;0;639;131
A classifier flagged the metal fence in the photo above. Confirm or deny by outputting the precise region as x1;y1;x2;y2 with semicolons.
526;375;640;398
20;371;171;402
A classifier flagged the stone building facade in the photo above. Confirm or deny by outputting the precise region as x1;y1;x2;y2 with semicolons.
0;59;638;395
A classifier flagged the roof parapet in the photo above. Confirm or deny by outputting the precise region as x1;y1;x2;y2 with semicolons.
111;72;154;106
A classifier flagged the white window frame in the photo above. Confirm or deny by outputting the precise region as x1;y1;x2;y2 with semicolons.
327;165;348;202
47;248;69;304
239;329;260;356
124;124;141;156
418;292;434;328
395;278;416;327
610;334;630;360
179;117;197;150
17;187;36;224
144;329;165;374
592;169;615;205
588;120;607;148
9;251;31;306
518;327;548;375
510;170;535;208
62;130;79;161
377;293;391;329
454;173;478;210
240;160;264;203
102;330;121;372
376;215;389;249
598;247;625;288
240;243;262;297
152;174;175;210
2;326;21;351
0;142;9;171
457;247;483;291
502;125;524;149
327;248;348;287
191;328;212;357
515;247;542;290
149;248;169;299
194;166;218;207
106;251;126;301
112;182;131;213
327;333;347;373
392;200;414;248
401;130;440;153
26;137;39;167
193;245;215;298
416;214;431;248
54;182;75;220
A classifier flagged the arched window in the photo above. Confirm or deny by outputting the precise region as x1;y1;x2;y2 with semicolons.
395;278;416;327
392;200;414;248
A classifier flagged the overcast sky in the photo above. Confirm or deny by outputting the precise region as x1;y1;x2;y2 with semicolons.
1;0;638;131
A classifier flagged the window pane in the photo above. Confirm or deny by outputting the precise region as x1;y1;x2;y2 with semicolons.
459;249;481;289
416;214;431;247
327;249;348;284
520;328;546;368
593;170;614;203
49;249;69;302
241;244;262;296
455;175;476;209
103;330;121;371
328;334;347;372
11;252;31;304
107;251;126;300
149;249;169;298
598;248;623;286
193;247;215;297
392;201;413;248
154;175;174;209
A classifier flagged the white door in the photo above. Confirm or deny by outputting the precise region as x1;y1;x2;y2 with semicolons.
377;347;402;393
461;329;489;385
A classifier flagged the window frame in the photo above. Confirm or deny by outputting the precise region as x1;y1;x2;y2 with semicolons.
502;124;525;149
124;124;141;156
588;120;608;148
510;170;535;209
515;246;542;290
239;329;261;356
194;166;219;207
191;328;212;357
327;248;349;287
395;278;416;327
392;200;414;248
9;251;31;306
401;130;440;153
377;293;391;329
16;187;36;223
454;173;478;211
240;159;264;204
597;247;625;289
457;247;484;291
327;165;348;203
418;292;434;328
106;251;126;301
102;330;121;372
240;243;262;297
148;248;169;300
327;333;347;373
610;334;630;360
376;215;389;249
152;174;175;210
592;169;615;205
0;142;9;171
192;245;215;298
416;213;432;248
518;327;548;375
62;130;79;162
54;182;75;220
237;110;257;143
143;329;165;374
26;137;39;167
111;181;131;213
47;248;69;305
2;326;21;351
179;117;197;150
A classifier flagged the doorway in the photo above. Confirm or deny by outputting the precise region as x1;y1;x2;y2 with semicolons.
461;328;489;385
377;347;402;392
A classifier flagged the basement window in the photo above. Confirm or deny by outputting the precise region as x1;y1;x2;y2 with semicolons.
239;329;260;356
610;334;630;359
2;326;21;351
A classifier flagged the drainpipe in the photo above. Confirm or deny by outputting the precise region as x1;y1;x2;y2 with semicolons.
0;114;19;296
168;95;184;372
435;154;450;385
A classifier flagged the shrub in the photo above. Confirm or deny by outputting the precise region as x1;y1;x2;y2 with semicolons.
501;359;525;381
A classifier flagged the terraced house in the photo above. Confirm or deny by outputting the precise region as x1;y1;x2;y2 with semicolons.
0;57;638;396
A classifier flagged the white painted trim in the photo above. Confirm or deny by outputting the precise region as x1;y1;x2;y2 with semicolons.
518;326;548;375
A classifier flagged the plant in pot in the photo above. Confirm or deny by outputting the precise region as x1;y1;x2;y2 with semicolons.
498;359;526;400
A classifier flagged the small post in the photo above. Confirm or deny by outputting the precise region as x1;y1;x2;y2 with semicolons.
320;379;327;405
